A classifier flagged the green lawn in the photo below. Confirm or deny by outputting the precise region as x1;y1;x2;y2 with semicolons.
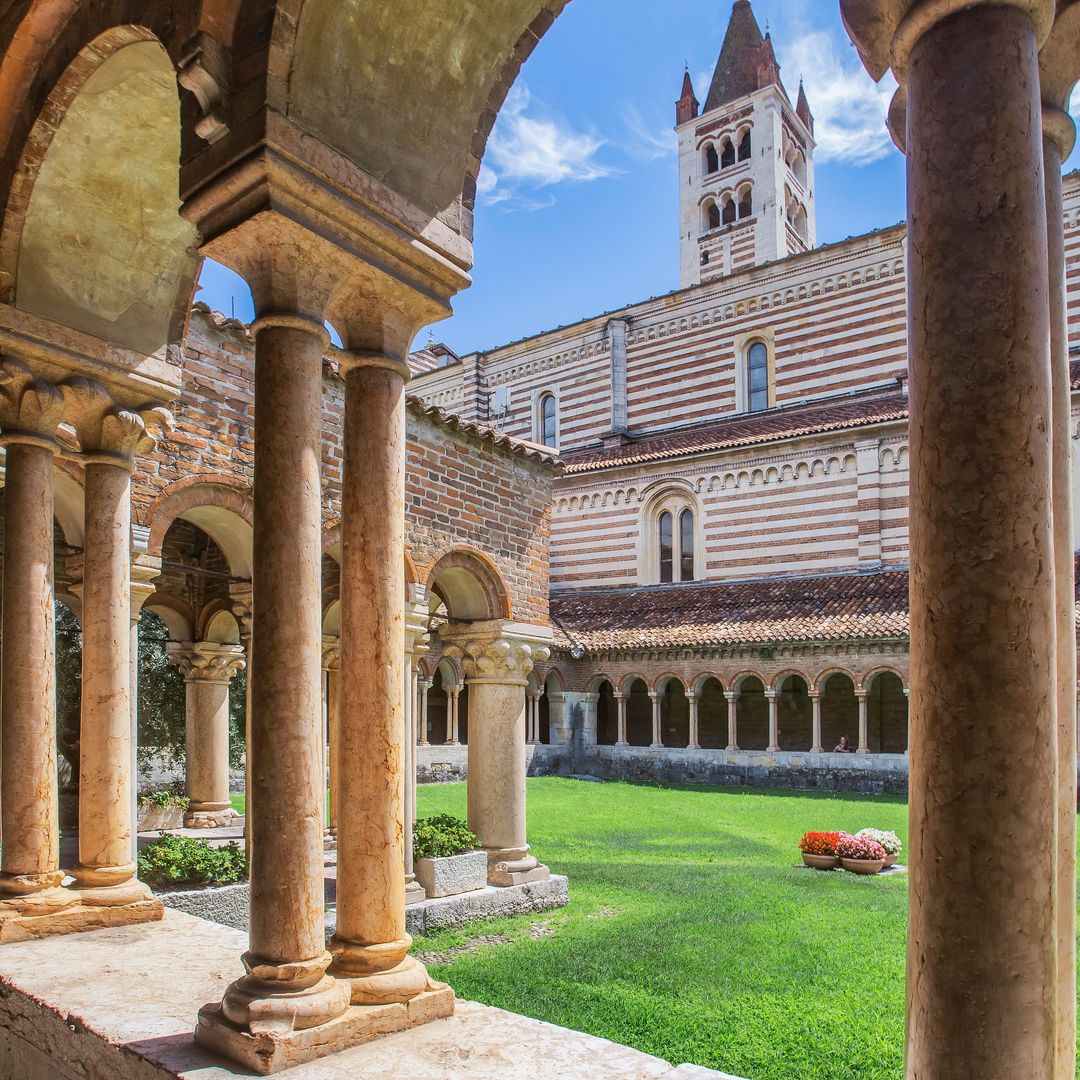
413;778;909;1080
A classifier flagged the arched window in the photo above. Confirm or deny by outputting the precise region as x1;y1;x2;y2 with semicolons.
679;509;694;582
538;393;557;447
738;130;752;161
706;201;720;231
659;511;674;583
747;341;769;412
722;198;736;226
720;138;735;169
738;189;752;219
705;144;719;174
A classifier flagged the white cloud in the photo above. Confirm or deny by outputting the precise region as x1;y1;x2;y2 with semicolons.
622;105;677;161
1070;82;1080;121
479;82;614;210
779;30;898;166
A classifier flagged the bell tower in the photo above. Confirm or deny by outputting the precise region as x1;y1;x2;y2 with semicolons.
675;0;816;287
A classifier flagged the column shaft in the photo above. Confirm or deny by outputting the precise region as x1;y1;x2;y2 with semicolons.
449;687;459;744
76;463;136;887
650;693;662;748
0;443;61;893
856;691;869;755
185;677;232;813
615;694;627;745
418;680;429;745
327;668;340;837
725;692;738;751
810;693;823;754
905;8;1056;1073
688;693;700;749
766;690;779;753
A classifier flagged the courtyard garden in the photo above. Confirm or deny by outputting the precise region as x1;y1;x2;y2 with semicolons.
413;777;908;1080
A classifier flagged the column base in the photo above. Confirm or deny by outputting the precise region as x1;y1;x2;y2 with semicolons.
0;879;162;943
184;806;240;829
766;745;780;754
649;742;663;749
405;877;427;905
811;745;824;754
726;744;739;752
487;847;550;887
856;748;870;756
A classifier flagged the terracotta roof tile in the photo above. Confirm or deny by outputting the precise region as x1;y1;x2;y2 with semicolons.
551;570;910;652
561;388;909;474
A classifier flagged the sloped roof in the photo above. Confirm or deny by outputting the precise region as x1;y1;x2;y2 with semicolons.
704;1;781;112
551;570;911;652
560;387;909;474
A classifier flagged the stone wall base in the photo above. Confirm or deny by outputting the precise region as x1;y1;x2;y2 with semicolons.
160;881;249;930
402;874;569;935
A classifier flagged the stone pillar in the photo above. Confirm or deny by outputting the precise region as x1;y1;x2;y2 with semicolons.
615;693;628;746
417;677;430;746
855;689;869;755
0;427;66;913
724;690;739;751
687;691;700;749
404;592;430;907
809;691;823;754
649;691;662;748
765;689;779;753
322;638;341;839
328;354;441;1009
447;685;460;745
547;692;569;744
903;687;911;754
197;315;350;1056
167;642;245;828
443;623;551;886
897;5;1058;1074
129;550;159;858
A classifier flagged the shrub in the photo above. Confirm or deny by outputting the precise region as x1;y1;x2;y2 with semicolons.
856;828;902;856
414;814;480;860
835;833;887;861
139;790;189;810
137;833;247;891
798;830;843;856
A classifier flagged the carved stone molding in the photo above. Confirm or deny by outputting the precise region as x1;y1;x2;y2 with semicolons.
441;621;552;684
167;641;246;683
61;377;173;461
0;356;64;444
322;635;341;672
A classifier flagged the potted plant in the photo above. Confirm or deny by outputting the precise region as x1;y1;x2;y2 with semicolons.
856;828;902;868
137;790;189;832
798;830;842;870
835;832;887;874
413;814;487;898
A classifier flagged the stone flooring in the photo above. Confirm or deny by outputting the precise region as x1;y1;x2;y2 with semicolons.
0;910;743;1079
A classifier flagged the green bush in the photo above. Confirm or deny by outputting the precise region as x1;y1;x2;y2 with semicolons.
139;790;189;810
137;833;247;891
413;814;479;860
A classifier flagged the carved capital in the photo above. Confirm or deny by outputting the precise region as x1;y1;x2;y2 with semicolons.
0;356;64;444
167;641;245;683
61;377;174;462
322;635;341;671
442;634;550;684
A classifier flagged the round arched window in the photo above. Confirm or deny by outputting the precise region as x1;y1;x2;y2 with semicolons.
747;342;769;412
539;393;557;447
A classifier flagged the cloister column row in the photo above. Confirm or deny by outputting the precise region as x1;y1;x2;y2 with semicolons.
0;361;168;933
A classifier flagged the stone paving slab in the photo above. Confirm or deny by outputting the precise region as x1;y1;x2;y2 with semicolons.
0;910;741;1079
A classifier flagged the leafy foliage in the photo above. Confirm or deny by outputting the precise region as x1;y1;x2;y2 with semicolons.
55;601;82;791
137;833;247;891
414;814;480;860
139;790;189;810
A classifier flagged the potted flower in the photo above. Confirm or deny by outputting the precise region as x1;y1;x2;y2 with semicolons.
413;814;487;898
856;828;902;868
798;830;843;870
835;832;887;874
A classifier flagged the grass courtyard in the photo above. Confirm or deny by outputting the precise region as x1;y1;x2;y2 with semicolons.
413;778;909;1080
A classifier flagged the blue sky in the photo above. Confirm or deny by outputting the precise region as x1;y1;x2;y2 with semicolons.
197;0;1080;354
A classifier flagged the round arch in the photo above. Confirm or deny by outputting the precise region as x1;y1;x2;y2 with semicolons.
147;479;254;577
425;546;511;622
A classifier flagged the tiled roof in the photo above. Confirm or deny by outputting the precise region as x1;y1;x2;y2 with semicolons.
560;388;909;474
550;570;911;652
704;0;778;111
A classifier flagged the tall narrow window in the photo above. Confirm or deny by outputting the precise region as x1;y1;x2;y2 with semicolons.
720;139;735;168
705;144;719;174
738;189;752;219
747;341;769;412
539;393;556;447
707;202;720;231
679;509;694;582
659;512;674;583
738;131;752;161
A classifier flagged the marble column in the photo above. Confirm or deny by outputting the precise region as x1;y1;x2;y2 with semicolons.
687;691;700;750
443;624;551;886
614;692;628;746
447;685;460;744
328;355;437;1006
167;642;245;828
403;663;425;905
855;690;869;755
649;691;662;748
526;694;538;744
417;677;430;746
900;5;1057;1074
322;638;341;839
765;689;779;753
724;690;739;751
809;691;823;754
200;315;350;1047
547;692;569;744
0;431;66;910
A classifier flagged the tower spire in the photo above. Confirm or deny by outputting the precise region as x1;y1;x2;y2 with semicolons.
704;0;785;113
675;67;699;125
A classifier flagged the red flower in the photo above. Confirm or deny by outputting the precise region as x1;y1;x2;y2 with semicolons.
798;830;843;856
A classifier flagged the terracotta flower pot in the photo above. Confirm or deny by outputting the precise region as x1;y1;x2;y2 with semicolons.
882;854;898;869
841;857;884;875
802;852;840;870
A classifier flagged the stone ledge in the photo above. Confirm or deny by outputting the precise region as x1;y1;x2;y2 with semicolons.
405;874;569;935
160;881;249;931
0;909;742;1079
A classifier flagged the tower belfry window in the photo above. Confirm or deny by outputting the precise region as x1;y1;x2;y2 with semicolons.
705;144;719;174
707;202;721;231
720;139;735;169
738;189;753;219
738;131;752;161
722;199;736;226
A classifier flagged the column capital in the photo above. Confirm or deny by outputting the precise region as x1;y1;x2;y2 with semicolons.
0;356;64;449
166;640;245;683
441;620;552;685
855;688;869;701
807;689;821;701
764;689;778;700
250;312;330;347
723;690;739;702
321;634;341;672
61;376;173;466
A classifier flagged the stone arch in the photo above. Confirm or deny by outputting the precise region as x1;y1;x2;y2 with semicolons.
147;478;254;577
594;678;617;745
144;593;195;642
865;669;908;753
696;675;727;749
0;22;198;352
655;675;689;748
322;598;340;637
820;671;858;752
733;674;768;750
201;605;241;645
775;673;812;751
425;546;512;621
623;676;652;747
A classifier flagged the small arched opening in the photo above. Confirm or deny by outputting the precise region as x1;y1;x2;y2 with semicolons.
595;680;617;745
720;137;735;168
704;143;719;174
868;671;908;753
625;678;652;746
821;673;858;752
777;674;812;751
697;677;727;748
657;677;689;748
736;676;768;750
